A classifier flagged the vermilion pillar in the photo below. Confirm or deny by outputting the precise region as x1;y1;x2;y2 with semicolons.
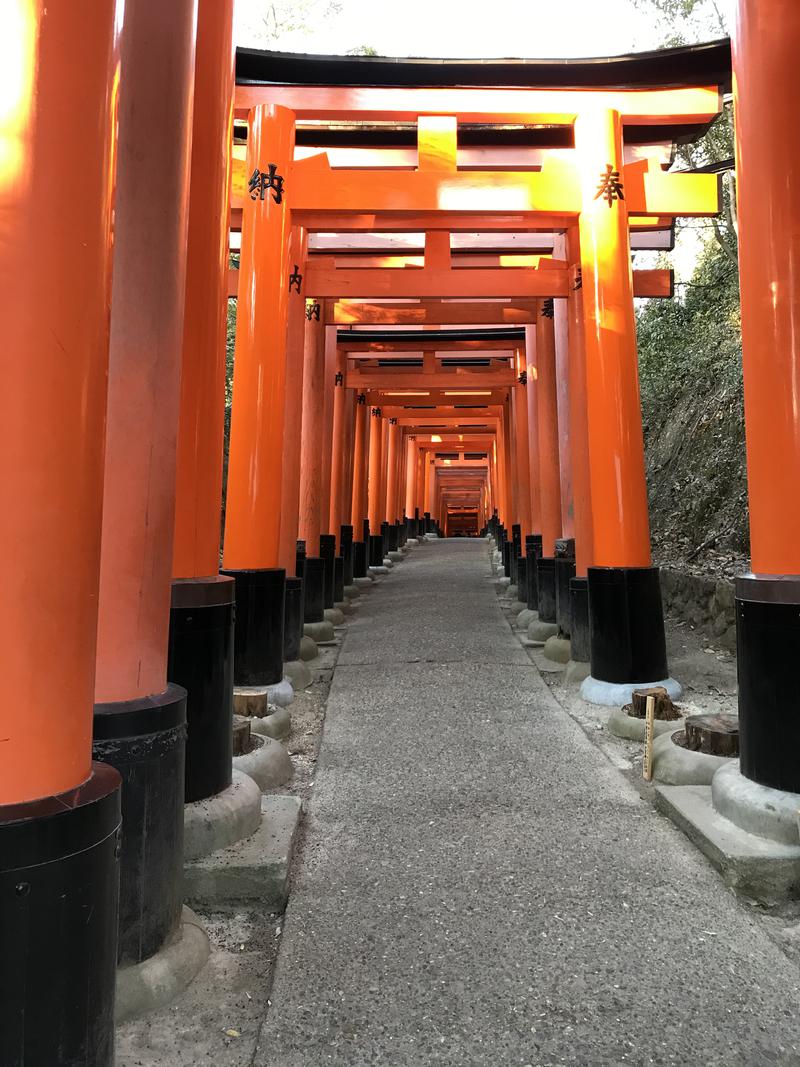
385;418;400;523
534;302;563;626
575;107;672;697
405;434;418;521
169;0;237;807
565;228;594;673
223;104;295;571
368;405;385;566
93;0;198;972
1;4;122;1057
731;0;800;793
525;324;543;535
512;360;532;537
328;345;348;545
222;104;295;695
351;393;369;533
299;312;326;552
277;229;310;574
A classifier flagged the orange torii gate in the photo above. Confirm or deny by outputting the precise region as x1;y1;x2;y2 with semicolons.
222;58;721;700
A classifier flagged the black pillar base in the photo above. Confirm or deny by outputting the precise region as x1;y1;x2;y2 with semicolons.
555;556;576;636
93;685;186;966
284;576;304;662
302;557;325;622
511;524;522;585
334;555;345;602
168;575;234;804
525;534;543;611
0;764;121;1066
388;522;400;552
295;539;306;579
587;566;668;684
537;556;557;623
220;567;286;686
516;556;527;603
569;577;590;663
369;534;384;568
340;525;354;586
353;541;368;579
736;574;800;793
319;534;336;609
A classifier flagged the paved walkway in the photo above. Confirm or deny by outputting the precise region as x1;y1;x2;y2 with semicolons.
256;539;800;1066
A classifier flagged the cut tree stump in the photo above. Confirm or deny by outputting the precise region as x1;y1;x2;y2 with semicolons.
232;715;252;757
679;713;739;756
624;686;681;722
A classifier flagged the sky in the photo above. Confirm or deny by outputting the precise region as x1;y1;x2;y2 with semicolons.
235;0;732;58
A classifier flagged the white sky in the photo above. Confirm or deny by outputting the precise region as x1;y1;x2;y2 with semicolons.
234;0;734;287
235;0;732;58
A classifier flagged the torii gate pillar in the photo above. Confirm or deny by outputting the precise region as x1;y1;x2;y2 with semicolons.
0;5;121;1058
730;0;800;799
575;107;677;703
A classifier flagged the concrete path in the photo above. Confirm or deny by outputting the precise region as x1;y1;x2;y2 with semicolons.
255;540;800;1066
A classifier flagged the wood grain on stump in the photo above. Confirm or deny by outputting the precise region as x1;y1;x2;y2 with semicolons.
677;713;739;756
232;715;252;757
624;686;681;722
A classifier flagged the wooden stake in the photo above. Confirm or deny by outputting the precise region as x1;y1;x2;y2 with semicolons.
643;694;656;781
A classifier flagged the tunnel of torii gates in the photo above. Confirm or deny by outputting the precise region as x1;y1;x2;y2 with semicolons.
4;0;800;1057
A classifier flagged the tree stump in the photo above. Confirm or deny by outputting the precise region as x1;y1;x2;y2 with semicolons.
624;686;681;722
232;715;252;757
679;713;739;756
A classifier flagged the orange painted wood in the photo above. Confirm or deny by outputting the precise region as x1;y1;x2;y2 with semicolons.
328;346;348;545
95;0;197;704
304;265;571;299
278;227;309;572
733;0;800;574
368;406;384;533
576;107;651;568
298;314;326;551
350;395;369;531
535;305;563;557
2;0;120;802
223;105;295;570
173;0;235;580
566;229;594;576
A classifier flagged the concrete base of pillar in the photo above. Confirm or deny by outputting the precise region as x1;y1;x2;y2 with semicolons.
509;600;526;615
324;607;345;626
527;619;559;644
183;770;263;862
299;635;318;661
354;576;374;588
388;550;404;563
250;704;292;741
232;735;293;791
516;608;535;630
606;705;684;742
406;538;419;547
304;620;336;642
543;634;572;664
565;659;591;685
267;677;294;707
651;730;732;786
424;533;439;540
712;762;800;845
382;557;394;568
581;675;682;707
183;795;302;909
655;782;800;903
344;584;361;599
284;658;312;690
506;584;518;600
335;599;354;615
495;576;511;591
115;907;210;1024
369;565;388;576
